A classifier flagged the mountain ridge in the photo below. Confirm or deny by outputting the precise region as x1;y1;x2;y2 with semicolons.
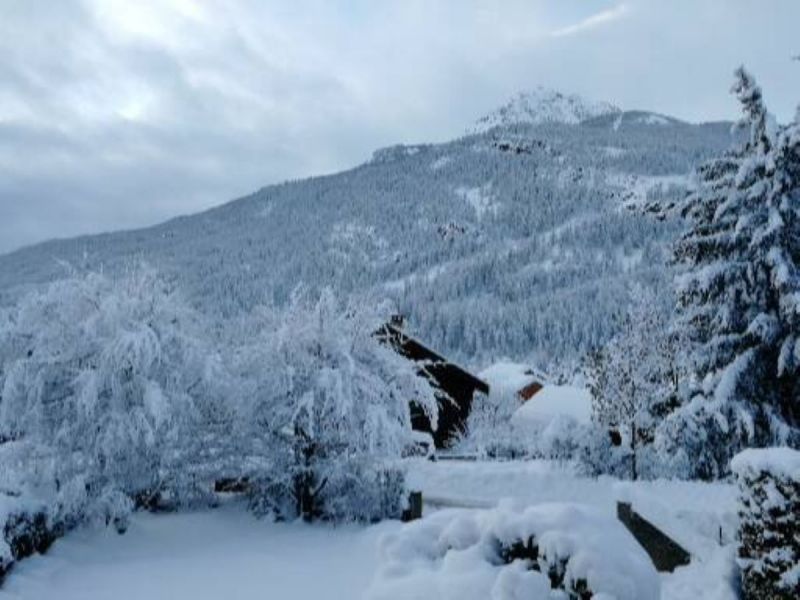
0;95;740;373
469;87;621;133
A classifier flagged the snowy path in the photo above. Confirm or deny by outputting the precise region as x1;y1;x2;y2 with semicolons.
0;503;400;600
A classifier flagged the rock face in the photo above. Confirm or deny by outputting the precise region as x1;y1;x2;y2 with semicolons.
732;448;800;600
469;86;621;133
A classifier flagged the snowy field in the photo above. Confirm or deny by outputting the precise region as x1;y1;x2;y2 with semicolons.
1;460;739;599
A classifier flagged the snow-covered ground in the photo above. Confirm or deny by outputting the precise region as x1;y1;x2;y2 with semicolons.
1;461;740;599
0;502;400;600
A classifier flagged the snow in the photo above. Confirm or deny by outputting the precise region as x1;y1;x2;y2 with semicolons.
514;385;592;426
367;503;660;600
479;361;543;396
469;87;620;133
637;114;671;126
477;362;592;429
730;446;800;480
606;172;690;210
406;459;740;600
430;156;452;171
0;502;401;600
602;145;627;158
453;185;500;220
1;461;742;599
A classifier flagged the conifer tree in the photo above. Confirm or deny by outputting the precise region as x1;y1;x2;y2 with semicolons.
665;67;800;477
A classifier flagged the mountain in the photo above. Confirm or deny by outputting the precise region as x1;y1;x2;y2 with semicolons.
469;87;620;133
0;95;738;374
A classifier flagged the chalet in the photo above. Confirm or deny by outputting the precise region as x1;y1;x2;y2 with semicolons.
378;316;489;448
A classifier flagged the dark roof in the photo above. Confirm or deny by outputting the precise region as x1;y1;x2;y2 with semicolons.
380;324;489;395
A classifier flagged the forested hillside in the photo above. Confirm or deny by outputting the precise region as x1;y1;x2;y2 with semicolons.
0;94;738;372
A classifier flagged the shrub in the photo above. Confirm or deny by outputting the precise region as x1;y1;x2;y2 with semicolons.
731;447;800;600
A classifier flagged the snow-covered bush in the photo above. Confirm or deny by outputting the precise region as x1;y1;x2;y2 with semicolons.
459;388;533;458
239;288;438;522
731;447;800;599
574;423;632;479
367;502;660;600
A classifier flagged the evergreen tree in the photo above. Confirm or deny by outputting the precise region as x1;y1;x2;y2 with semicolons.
664;67;800;477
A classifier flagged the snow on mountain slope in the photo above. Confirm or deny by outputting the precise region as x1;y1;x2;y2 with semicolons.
0;96;738;373
469;87;620;133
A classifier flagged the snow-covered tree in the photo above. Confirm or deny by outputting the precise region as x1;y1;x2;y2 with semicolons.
241;288;439;522
587;286;671;479
664;67;800;478
0;267;226;529
460;387;529;458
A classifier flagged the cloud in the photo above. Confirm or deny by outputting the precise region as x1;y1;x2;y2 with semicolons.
551;3;629;38
0;0;798;254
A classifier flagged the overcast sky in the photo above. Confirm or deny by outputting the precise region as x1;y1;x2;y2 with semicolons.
1;0;798;254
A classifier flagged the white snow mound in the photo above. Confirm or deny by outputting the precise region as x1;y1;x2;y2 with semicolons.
367;502;660;600
515;385;592;425
730;446;800;480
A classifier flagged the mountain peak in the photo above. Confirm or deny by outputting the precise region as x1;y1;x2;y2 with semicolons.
469;87;621;133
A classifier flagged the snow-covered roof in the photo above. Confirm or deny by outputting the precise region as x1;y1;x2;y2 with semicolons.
479;361;546;396
514;385;592;426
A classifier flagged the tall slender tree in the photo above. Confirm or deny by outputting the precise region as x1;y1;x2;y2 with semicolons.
588;286;668;480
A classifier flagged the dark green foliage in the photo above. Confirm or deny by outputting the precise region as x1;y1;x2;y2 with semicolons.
0;510;61;586
497;534;593;599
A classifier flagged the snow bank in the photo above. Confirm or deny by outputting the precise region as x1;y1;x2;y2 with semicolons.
367;503;659;600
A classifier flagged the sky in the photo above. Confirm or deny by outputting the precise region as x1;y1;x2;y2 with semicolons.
1;0;798;254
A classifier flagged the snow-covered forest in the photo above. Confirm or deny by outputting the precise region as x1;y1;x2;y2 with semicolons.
0;102;736;375
1;64;799;600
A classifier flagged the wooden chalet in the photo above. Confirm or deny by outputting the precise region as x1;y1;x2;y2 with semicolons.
378;316;489;448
